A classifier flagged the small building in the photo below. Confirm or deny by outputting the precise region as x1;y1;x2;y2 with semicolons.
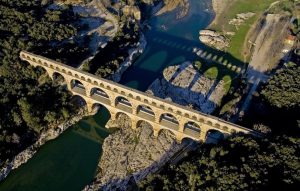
285;34;296;46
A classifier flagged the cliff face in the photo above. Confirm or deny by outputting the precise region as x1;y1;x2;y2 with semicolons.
84;114;186;191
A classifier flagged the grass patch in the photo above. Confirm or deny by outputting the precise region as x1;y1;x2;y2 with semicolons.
204;67;218;79
210;0;279;60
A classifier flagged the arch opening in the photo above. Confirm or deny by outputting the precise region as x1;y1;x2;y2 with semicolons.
70;79;86;96
115;96;132;113
90;87;110;105
184;121;201;139
137;105;155;121
71;95;87;111
159;113;179;131
205;129;225;144
52;72;66;85
91;103;110;116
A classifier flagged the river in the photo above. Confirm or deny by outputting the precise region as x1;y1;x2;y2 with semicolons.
0;0;213;190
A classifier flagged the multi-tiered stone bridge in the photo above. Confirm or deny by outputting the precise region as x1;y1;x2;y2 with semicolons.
20;51;261;143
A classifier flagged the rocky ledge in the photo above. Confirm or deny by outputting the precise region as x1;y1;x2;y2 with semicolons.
83;114;188;191
199;29;229;50
147;61;226;114
0;108;87;182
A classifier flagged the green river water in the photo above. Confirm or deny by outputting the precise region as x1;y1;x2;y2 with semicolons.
0;0;213;190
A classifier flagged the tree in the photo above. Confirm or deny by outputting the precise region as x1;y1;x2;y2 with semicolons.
139;135;300;191
261;63;300;109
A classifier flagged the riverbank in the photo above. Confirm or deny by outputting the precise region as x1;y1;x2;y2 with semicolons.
110;33;147;82
83;114;187;191
205;0;279;61
0;108;88;182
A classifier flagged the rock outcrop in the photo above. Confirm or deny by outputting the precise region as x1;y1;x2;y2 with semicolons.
147;62;226;114
199;30;229;50
229;12;255;26
84;114;187;191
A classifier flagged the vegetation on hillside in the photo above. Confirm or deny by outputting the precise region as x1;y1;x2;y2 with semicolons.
0;0;83;164
139;135;300;191
83;17;140;78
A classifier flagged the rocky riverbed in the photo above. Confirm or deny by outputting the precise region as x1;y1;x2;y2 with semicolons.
0;108;88;182
83;114;187;191
147;61;226;114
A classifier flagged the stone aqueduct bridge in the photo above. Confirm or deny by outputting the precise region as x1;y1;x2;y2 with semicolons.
20;51;262;143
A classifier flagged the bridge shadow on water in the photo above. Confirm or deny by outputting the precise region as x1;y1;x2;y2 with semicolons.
119;29;247;91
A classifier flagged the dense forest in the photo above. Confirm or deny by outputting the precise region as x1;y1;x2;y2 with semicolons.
0;0;84;165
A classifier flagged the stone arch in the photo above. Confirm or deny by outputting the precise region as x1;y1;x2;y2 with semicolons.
34;65;47;76
144;99;149;104
90;87;111;105
80;76;86;81
205;129;225;144
113;88;118;93
136;96;141;101
137;105;155;121
222;126;229;131
55;66;60;71
128;93;134;98
43;62;48;67
176;110;182;115
93;81;98;85
68;71;72;76
75;74;79;78
32;58;36;62
91;102;110;116
61;69;66;73
38;60;42;64
151;102;157;106
70;79;86;95
159;113;179;131
71;94;87;111
184;121;201;139
115;96;133;113
52;72;66;84
168;107;173;112
87;78;92;83
206;120;213;126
